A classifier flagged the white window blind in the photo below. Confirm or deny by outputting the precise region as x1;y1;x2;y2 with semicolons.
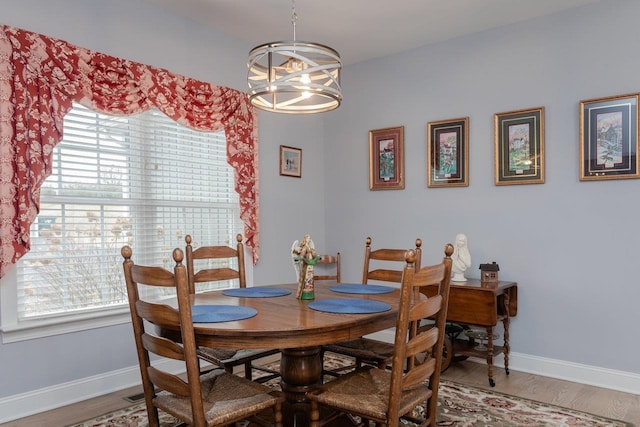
14;103;242;323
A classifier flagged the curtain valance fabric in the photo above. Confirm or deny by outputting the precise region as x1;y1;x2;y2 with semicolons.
0;25;260;278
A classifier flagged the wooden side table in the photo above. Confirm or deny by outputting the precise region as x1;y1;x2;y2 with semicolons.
423;278;518;386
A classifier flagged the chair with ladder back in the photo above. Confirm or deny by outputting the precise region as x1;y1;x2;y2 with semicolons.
185;234;280;382
308;244;453;427
321;236;422;375
122;246;283;427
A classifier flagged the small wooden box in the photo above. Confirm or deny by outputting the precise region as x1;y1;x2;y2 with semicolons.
479;262;500;284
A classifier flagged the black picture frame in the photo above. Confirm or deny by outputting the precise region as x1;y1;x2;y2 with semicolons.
427;117;469;188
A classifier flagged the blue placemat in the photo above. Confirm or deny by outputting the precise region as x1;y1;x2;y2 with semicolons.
222;287;292;298
330;284;395;294
308;298;391;314
191;305;257;323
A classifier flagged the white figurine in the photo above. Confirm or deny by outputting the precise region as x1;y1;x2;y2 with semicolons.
451;233;471;282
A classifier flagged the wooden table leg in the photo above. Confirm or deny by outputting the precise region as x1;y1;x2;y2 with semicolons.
502;291;511;375
279;346;323;426
485;326;495;387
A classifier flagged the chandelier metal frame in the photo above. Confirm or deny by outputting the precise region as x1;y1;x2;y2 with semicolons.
247;1;342;114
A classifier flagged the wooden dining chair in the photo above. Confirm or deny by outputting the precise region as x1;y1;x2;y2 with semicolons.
122;246;283;427
322;236;422;373
185;234;280;382
308;244;453;427
313;252;341;282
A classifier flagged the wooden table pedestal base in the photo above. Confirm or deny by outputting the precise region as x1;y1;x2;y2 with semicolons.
279;346;323;426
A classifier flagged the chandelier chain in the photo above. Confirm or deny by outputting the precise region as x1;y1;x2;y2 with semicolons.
291;0;297;41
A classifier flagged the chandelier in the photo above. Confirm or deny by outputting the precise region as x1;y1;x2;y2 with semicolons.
247;0;342;114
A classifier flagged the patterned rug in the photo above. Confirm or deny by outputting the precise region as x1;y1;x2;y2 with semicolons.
68;355;632;427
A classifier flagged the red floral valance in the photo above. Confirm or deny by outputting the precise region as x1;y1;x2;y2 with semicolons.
0;25;260;278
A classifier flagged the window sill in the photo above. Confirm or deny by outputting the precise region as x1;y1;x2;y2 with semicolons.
1;308;130;343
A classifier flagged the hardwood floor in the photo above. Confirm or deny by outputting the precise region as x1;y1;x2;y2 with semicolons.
2;359;639;426
442;360;640;425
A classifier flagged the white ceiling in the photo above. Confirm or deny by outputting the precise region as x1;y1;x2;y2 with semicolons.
142;0;601;65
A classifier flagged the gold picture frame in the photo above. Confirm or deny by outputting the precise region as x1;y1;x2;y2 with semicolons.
494;107;545;185
369;126;404;190
579;93;640;181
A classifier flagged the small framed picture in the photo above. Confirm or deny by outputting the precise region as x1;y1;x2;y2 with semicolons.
427;117;469;188
579;93;640;181
369;126;404;190
279;145;302;178
494;107;545;185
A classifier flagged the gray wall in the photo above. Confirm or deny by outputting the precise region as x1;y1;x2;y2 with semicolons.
1;0;639;419
323;0;640;374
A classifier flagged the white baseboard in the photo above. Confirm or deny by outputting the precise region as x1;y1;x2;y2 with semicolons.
367;329;640;395
507;352;640;395
2;338;639;424
0;359;183;424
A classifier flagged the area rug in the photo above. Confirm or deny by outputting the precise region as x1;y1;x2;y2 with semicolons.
68;355;633;427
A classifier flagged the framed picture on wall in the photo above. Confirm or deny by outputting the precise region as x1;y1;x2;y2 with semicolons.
494;106;545;185
579;93;640;181
369;126;404;190
279;145;302;178
427;117;469;188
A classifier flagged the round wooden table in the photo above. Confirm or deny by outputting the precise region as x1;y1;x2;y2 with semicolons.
162;281;400;423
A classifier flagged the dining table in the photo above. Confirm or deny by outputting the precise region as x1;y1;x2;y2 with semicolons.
158;281;401;425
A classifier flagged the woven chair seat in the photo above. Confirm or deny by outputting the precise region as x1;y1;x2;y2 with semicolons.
154;370;282;426
198;347;279;365
323;338;394;366
197;347;281;382
308;366;431;421
198;347;237;362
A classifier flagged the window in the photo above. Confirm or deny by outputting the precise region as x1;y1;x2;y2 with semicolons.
0;104;244;341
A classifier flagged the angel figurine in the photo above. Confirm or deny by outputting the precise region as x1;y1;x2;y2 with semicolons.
291;234;321;299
